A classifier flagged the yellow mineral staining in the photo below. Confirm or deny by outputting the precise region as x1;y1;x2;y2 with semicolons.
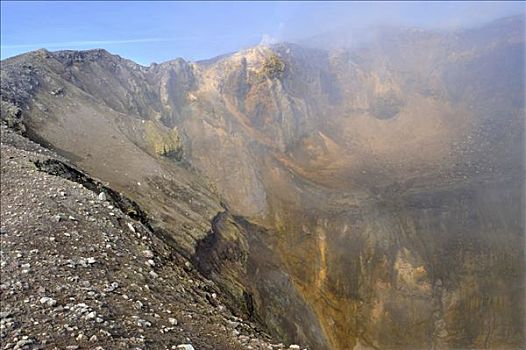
394;247;432;294
144;120;182;158
316;227;328;290
258;52;285;80
277;222;359;350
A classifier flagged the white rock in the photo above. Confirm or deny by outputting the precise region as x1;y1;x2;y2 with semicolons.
127;223;136;233
177;345;195;350
142;250;154;258
98;192;107;201
39;296;57;307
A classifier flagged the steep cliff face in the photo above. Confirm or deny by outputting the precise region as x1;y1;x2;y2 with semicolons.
266;176;523;349
1;16;524;349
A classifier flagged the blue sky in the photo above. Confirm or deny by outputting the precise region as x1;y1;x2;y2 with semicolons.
1;1;524;65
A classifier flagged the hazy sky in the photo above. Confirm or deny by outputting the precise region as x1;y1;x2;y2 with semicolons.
1;1;524;65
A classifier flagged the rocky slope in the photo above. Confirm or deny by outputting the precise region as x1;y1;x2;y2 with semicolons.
1;15;524;350
0;125;308;350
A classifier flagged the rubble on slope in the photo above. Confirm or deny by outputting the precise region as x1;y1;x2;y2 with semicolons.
0;125;305;350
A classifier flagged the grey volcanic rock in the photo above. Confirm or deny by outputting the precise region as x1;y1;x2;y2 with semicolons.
1;15;524;350
0;126;297;350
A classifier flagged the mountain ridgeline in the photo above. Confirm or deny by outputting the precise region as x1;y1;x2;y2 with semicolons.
1;16;524;349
